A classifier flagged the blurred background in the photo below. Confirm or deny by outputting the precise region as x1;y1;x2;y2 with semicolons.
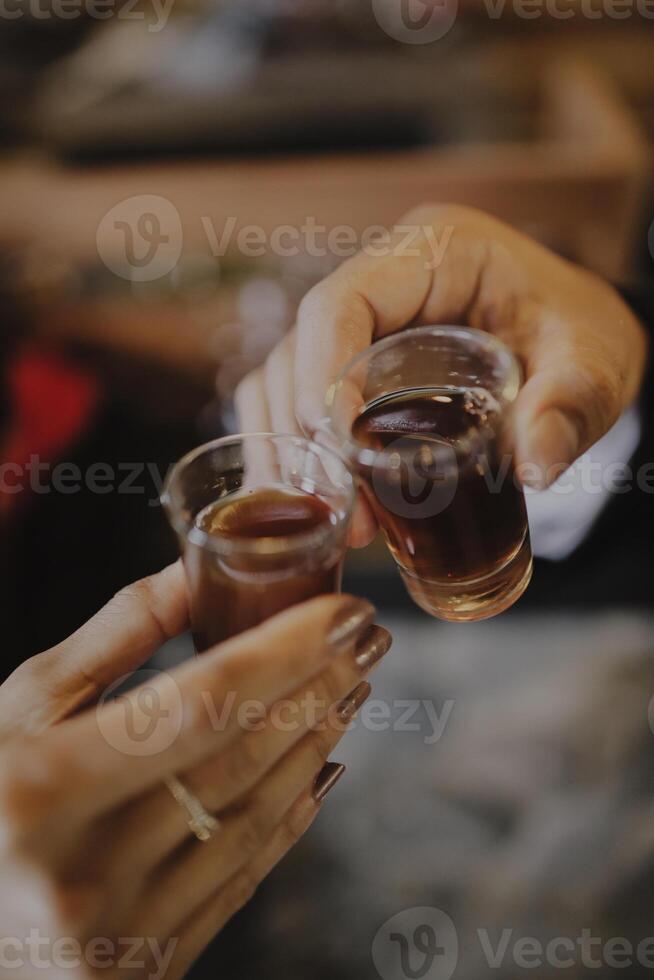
1;2;654;977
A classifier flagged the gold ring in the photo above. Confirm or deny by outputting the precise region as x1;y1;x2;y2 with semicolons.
165;776;220;842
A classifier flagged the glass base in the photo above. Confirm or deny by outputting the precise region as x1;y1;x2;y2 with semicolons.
397;535;533;622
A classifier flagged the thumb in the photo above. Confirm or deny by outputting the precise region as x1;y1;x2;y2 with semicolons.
1;563;189;734
513;363;617;490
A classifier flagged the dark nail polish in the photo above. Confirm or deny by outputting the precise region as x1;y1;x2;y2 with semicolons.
327;599;375;654
354;625;393;672
313;762;346;803
338;681;371;722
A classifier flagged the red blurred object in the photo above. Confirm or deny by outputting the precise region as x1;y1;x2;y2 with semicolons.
0;347;101;517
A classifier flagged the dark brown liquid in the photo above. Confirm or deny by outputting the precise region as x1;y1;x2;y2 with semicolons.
185;486;343;651
352;387;529;584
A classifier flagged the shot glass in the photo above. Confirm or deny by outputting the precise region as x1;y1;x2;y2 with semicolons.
163;433;355;651
329;325;532;621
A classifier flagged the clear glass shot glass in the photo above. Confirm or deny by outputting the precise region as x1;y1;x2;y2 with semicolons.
162;433;355;652
329;325;532;622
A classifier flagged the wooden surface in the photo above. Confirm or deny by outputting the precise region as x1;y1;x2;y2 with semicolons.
2;56;648;379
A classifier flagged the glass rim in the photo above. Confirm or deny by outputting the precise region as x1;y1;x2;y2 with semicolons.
329;324;522;468
162;432;355;556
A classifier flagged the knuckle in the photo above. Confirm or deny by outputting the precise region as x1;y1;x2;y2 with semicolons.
0;745;63;851
178;687;210;746
46;877;103;934
399;201;448;226
224;732;268;790
297;282;329;323
310;672;343;723
400;201;466;230
306;736;332;776
115;576;154;610
225;868;259;914
574;356;622;442
266;340;286;376
234;369;261;407
235;804;268;858
111;576;171;649
5;653;43;688
310;727;336;768
282;803;312;847
212;657;248;705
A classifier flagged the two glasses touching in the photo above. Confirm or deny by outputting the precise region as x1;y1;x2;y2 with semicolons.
164;326;532;652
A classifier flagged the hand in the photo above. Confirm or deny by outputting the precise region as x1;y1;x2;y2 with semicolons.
236;204;647;546
0;563;390;979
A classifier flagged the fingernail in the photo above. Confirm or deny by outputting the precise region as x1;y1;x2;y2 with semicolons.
523;409;579;489
354;624;393;672
313;762;346;803
337;681;372;722
328;598;375;654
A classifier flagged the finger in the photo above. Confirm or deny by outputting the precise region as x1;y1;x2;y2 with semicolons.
33;595;374;823
233;374;280;485
349;493;378;549
514;301;647;488
264;330;302;435
160;789;326;979
234;368;271;433
293;204;476;436
0;563;189;733
293;206;485;548
135;711;352;939
118;627;389;868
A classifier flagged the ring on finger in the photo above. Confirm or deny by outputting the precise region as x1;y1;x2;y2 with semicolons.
165;776;221;843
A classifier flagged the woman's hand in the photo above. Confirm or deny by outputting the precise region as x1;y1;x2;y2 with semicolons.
236;204;647;546
0;563;390;979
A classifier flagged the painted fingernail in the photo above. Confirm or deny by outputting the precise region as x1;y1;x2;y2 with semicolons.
354;624;393;672
337;681;372;722
313;762;346;803
327;598;375;653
